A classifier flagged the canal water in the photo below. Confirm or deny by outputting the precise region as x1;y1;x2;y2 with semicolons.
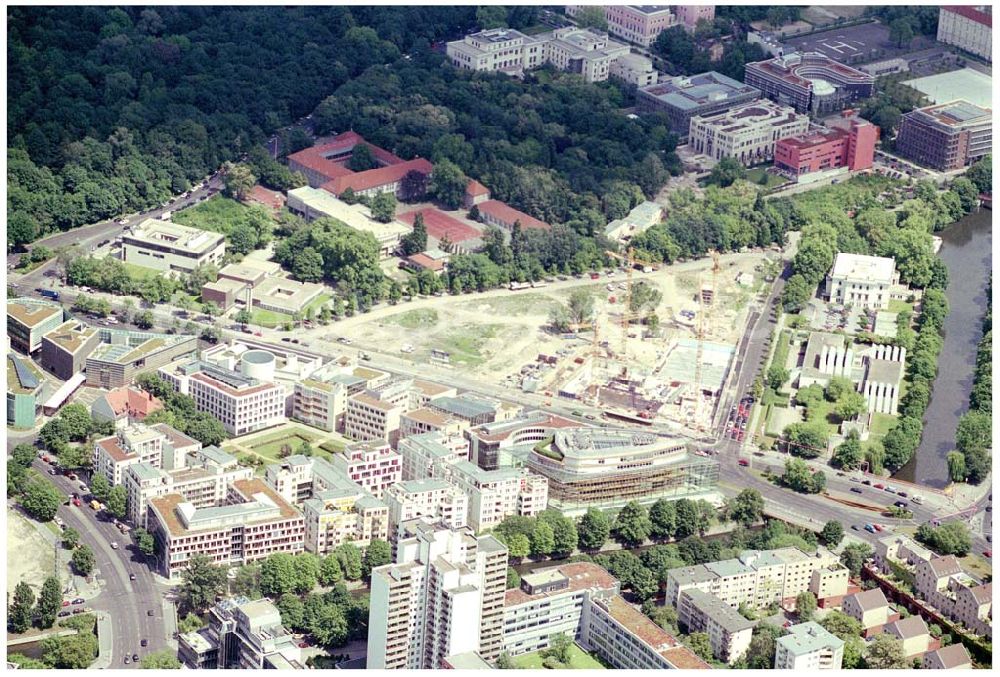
895;208;992;488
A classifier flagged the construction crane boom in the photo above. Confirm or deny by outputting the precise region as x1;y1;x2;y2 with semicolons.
604;247;661;362
693;250;721;431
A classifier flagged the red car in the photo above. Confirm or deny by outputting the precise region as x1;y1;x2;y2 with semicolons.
984;550;992;558
874;483;885;489
297;641;309;649
72;498;82;507
61;600;70;607
738;459;750;467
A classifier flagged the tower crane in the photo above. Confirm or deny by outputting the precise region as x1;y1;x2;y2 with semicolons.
693;250;721;431
604;248;661;362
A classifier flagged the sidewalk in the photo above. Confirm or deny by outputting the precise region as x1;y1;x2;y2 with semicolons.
90;612;113;669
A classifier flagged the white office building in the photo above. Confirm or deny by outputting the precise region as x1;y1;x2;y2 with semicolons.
122;218;226;274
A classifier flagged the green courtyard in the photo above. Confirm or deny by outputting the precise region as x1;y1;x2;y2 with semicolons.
512;645;606;670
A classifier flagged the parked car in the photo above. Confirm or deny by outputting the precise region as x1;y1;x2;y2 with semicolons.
850;487;863;494
71;598;84;605
58;610;72;618
738;459;749;467
141;639;148;647
110;542;119;550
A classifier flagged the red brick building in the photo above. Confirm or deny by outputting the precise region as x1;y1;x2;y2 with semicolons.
775;117;878;179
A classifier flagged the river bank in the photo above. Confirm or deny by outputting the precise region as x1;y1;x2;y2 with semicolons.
895;208;992;487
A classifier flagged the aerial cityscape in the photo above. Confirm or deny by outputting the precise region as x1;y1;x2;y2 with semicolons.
5;3;993;672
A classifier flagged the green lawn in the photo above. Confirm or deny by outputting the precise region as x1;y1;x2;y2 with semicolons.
771;329;792;371
305;293;332;315
745;167;788;189
244;429;326;462
173;195;251;235
888;299;914;314
513;645;606;670
252;308;294;328
384;309;439;329
868;412;897;439
123;262;162;280
435;324;500;366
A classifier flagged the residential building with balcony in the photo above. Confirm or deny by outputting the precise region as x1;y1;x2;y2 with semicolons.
444;461;549;532
148;479;304;580
399;407;468;440
503;562;620;656
843;588;898;637
345;391;406;445
328;442;402;499
398;431;471;481
124;445;253;528
93;423;167;486
385;479;469;535
367;520;509;669
302;474;388;556
677;588;755;663
773;622;844;670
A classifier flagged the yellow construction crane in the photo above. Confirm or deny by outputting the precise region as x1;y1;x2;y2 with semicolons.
693;250;722;431
604;248;661;362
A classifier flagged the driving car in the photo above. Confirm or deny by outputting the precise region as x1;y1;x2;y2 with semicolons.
110;542;119;550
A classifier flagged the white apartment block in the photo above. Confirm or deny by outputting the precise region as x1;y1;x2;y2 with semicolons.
122;218;226;274
826;253;900;310
399;407;467;440
344;391;405;446
398;432;471;481
915;555;992;638
447;26;637;84
328;442;402;499
774;622;844;670
367;520;508;669
302;484;388;555
610;52;658;86
937;6;992;62
502;562;620;656
385;479;469;535
665;547;844;611
124;446;253;528
93;424;166;487
677;588;755;664
443;461;549;532
582;594;709;669
874;533;934;575
148;479;304;580
689;100;809;165
264;455;317;505
159;360;285;436
293;378;347;433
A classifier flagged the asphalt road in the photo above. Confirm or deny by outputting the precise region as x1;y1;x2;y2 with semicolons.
8;174;224;291
33;458;169;668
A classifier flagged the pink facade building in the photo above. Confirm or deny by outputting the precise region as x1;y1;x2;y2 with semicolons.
775;117;878;179
567;5;676;47
330;442;402;499
675;5;716;32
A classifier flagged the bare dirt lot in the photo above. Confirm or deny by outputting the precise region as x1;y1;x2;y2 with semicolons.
7;508;60;593
350;253;771;386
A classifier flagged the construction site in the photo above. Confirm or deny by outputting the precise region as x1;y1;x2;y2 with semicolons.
354;250;775;434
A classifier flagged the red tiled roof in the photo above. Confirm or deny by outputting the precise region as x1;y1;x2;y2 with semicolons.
942;5;992;27
286;132;404;183
149;422;200;450
247;185;286;211
465;179;490;197
102;387;164;419
407;253;447;272
477;200;550;231
322;158;433;196
398;208;481;244
97;436;135;463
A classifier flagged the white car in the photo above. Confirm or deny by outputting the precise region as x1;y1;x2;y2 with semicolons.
110;542;119;550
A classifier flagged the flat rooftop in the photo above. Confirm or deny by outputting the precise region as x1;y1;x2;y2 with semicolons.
505;562;618;606
254;276;324;311
124;218;225;254
42;320;97;354
902;68;993;110
640;71;759;110
831;252;896;284
7;299;63;328
777;621;844;656
906;99;993;129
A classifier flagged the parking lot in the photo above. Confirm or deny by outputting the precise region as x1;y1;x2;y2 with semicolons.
784;22;936;65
